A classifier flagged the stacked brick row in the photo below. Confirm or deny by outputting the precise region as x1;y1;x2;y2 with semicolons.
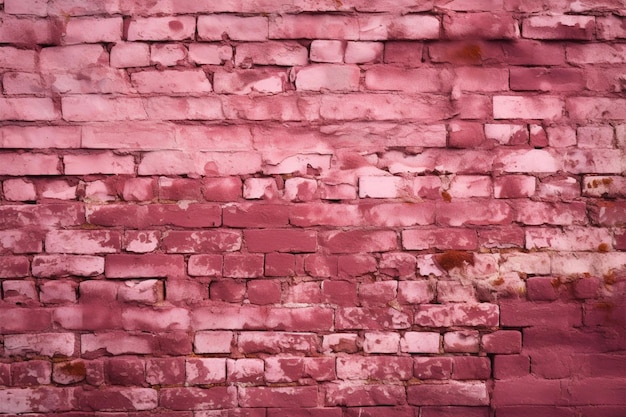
0;0;625;415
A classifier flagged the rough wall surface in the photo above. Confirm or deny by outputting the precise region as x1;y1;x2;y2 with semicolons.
0;0;625;415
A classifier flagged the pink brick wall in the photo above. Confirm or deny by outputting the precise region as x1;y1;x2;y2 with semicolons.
0;0;625;415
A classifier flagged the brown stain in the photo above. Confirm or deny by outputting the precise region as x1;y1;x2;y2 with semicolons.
589;177;613;188
551;278;562;289
58;361;86;377
492;277;505;286
441;190;452;203
603;271;616;285
454;44;482;64
435;250;475;271
598;243;610;252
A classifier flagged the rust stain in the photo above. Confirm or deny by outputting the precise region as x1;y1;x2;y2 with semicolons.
435;250;475;271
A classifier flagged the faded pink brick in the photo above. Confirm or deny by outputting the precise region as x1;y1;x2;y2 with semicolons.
40;280;77;304
384;41;424;65
566;44;626;64
110;42;150;68
223;254;264;278
131;69;212;94
401;331;440;353
240;386;318;408
494;96;563;120
444;330;480;353
45;230;120;254
494;175;536;198
337;356;413;380
0;97;59;121
63;16;123;44
198;15;268;41
359;14;440;40
127;16;196;41
597;15;626;40
270;14;359;40
11;361;50;387
398;281;435;304
32;255;103;277
310;40;345;63
444;12;518;39
510;67;585;92
408;381;489;406
345;41;384;63
105;254;185;278
214;69;286;94
296;64;360;92
321;230;397;253
523;15;595;40
325;382;407;406
194;331;234;354
403;228;478;250
162;230;241;253
186;358;226;385
235;41;309;66
189;43;233;65
454;67;509;92
415;303;499;328
228;358;264;383
365;67;446;93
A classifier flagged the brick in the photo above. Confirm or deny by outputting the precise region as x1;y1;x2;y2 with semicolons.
210;280;246;302
105;357;145;386
384;41;424;65
223;254;264;278
149;43;187;66
493;96;563;120
0;308;51;333
81;332;158;357
240;386;318;408
444;12;518;39
359;14;440;40
415;303;499;327
110;42;150;68
526;227;612;251
198;15;268;41
265;356;335;383
496;149;560;173
53;360;87;385
87;203;221;228
128;16;196;41
237;331;320;354
0;229;43;254
284;281;321;304
323;333;359;353
4;333;76;357
452;356;491;380
322;280;357;306
228;358;264;383
493;354;530;379
345;41;383;63
454;67;509;92
62;95;146;122
0;46;37;71
245;229;317;253
449;121;488;148
45;230;120;255
435;0;504;11
194;331;234;354
162;230;241;253
492;378;561;406
402;228;478;250
0;97;59;121
578;126;615;149
444;330;480;353
4;0;48;16
105;254;184;278
3;179;36;201
597;15;626;40
63;16;123;44
139;150;261;176
325;382;407;406
0;15;58;44
40;280;78;304
401;331;440;353
566;44;626;64
500;301;582;327
235;41;309;66
118;279;164;304
0;387;77;413
456;94;491;119
310;39;345;63
494;175;536;198
186;358;226;384
590;201;626;226
296;64;360;92
146;358;185;385
248;280;281;304
408;382;489;406
3;71;45;94
322;230;398;253
482;330;522;354
365;67;448;93
514;201;586;225
214;69;286;94
32;255;103;277
363;331;400;353
337;356;413;380
0;153;60;175
224;204;289;228
523;15;595;40
436;200;513;226
567;97;626;121
270;14;359;39
398;281;435;304
336;307;411;330
566;147;622;174
160;387;236;410
131;69;212;94
79;387;158;411
510;67;585;92
189;43;233;65
3;279;38;304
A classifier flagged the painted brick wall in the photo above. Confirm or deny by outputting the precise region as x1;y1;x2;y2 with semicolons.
0;0;625;415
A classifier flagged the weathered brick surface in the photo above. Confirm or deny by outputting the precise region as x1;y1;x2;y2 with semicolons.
0;2;623;416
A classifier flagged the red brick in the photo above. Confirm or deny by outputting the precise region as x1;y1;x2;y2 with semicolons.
266;356;335;383
408;382;489;405
435;0;503;10
403;228;478;251
0;387;78;413
364;202;437;227
265;253;296;277
335;307;411;330
0;255;29;277
359;281;396;306
345;41;384;63
248;280;281;304
523;15;595;40
566;44;626;64
492;377;562;406
597;15;626;40
222;254;264;278
500;301;581;327
444;330;480;353
240;386;318;408
87;203;221;228
510;67;585;92
269;408;343;417
414;303;499;328
322;280;358;306
325;383;407;406
40;280;78;304
285;282;321;304
162;230;241;253
590;201;626;226
237;331;320;354
414;357;452;379
297;64;360;92
0;153;60;175
444;12;518;39
514;201;586;225
105;254;184;278
494;175;536;198
45;230;120;254
478;226;524;249
12;360;51;385
32;255;103;277
228;358;265;383
160;387;236;410
1;126;81;149
104;357;145;386
210;280;246;302
337;356;413;381
338;254;377;278
567;97;626;121
421;407;489;417
323;333;359;353
451;356;491;380
493;354;530;379
482;330;522;354
384;41;424;65
244;229;317;253
398;281;435;304
320;230;397;254
186;358;226;385
145;358;185;385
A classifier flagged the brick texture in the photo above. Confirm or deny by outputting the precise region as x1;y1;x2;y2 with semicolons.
0;2;624;416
